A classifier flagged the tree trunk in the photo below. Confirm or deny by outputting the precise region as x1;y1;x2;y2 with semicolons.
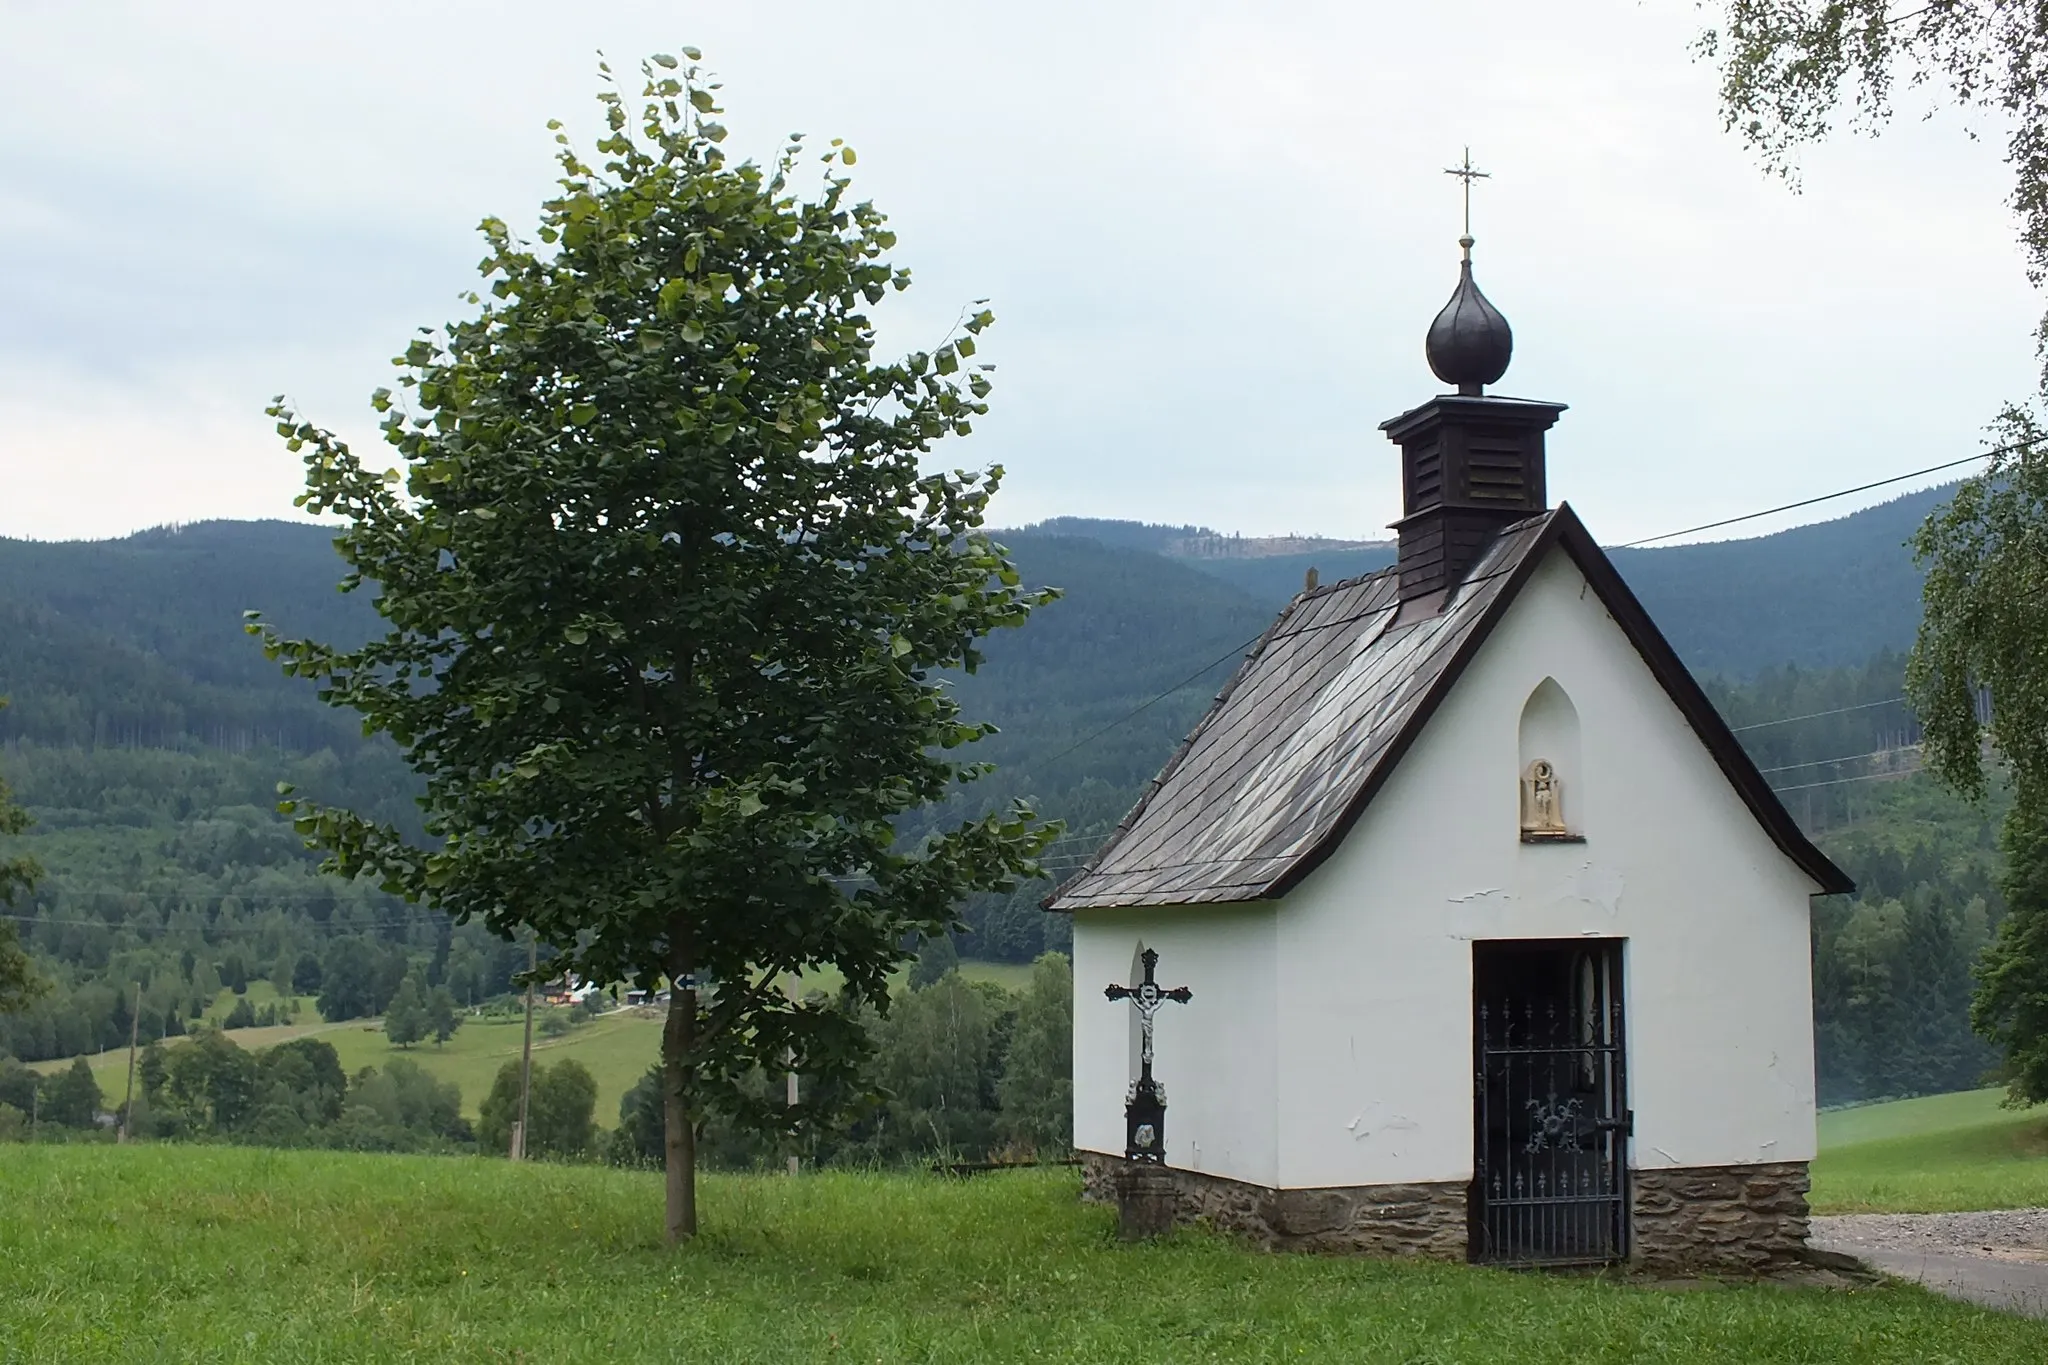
662;975;698;1246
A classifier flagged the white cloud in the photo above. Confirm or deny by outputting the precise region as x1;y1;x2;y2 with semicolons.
0;0;2038;543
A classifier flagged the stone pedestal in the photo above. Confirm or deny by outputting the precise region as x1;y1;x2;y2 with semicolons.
1114;1160;1179;1241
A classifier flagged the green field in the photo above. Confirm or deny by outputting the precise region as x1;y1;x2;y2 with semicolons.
4;1146;2044;1363
34;1008;667;1125
1810;1088;2048;1214
26;958;1040;1125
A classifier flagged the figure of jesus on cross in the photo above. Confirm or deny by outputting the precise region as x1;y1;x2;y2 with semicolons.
1105;948;1192;1163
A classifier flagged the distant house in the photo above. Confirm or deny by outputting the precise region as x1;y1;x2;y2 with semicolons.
1049;235;1852;1272
543;977;603;1008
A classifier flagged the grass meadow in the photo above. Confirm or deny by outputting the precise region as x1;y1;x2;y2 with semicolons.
25;958;1038;1126
1809;1088;2048;1214
31;1009;667;1124
5;1145;2047;1364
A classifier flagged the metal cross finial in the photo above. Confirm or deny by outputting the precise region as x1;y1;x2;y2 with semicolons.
1444;146;1489;251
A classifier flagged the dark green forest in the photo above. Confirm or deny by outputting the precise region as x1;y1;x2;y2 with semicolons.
0;491;2005;1115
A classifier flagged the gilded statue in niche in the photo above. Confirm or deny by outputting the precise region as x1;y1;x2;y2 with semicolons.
1521;758;1572;839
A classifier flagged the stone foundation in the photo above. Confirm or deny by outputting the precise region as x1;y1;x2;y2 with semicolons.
1079;1151;1468;1257
1630;1161;1811;1273
1081;1152;1811;1272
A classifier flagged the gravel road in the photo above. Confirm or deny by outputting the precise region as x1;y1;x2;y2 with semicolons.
1812;1209;2048;1319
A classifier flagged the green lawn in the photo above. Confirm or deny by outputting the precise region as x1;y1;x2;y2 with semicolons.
4;1146;2045;1364
1810;1088;2048;1215
32;1009;666;1126
27;958;1041;1125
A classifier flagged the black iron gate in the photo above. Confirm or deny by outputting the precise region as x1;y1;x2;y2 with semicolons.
1470;940;1629;1266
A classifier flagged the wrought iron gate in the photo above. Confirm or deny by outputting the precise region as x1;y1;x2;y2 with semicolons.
1471;941;1629;1266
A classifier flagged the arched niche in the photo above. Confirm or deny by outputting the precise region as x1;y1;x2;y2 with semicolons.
1518;677;1583;841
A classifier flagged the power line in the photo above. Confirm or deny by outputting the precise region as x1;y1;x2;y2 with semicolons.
1755;743;1921;776
1614;441;2029;549
1019;448;2000;782
1024;629;1266;774
1770;765;1923;795
1731;697;1909;732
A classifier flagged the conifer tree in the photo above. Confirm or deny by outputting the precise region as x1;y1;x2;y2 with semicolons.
0;702;45;1015
427;985;462;1046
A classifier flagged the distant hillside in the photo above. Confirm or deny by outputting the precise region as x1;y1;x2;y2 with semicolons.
1013;518;1385;561
1606;488;1939;680
1053;485;1949;678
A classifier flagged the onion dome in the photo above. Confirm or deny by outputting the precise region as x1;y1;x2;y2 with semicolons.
1425;236;1513;396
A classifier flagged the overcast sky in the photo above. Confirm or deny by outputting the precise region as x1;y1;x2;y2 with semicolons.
0;1;2035;545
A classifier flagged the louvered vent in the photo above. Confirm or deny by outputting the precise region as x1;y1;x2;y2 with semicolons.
1381;394;1565;606
1466;437;1527;502
1406;439;1444;514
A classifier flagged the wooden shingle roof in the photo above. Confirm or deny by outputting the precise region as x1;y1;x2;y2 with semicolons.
1044;504;1851;911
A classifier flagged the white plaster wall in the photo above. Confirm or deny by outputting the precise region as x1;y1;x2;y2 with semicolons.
1070;902;1278;1186
1272;547;1821;1189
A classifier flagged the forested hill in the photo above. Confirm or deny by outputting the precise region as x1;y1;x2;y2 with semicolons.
0;482;1942;752
0;493;2005;1103
1015;483;1947;677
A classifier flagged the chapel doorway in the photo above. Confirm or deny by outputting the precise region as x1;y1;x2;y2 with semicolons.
1469;939;1629;1266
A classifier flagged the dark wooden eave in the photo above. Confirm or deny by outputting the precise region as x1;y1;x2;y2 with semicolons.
1043;503;1853;911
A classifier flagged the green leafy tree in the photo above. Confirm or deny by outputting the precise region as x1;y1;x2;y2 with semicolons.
137;1040;167;1102
1974;801;2048;1101
0;702;46;1014
478;1058;598;1159
0;1056;40;1114
908;933;959;989
250;51;1055;1242
318;937;401;1022
43;1056;102;1128
344;1056;465;1143
383;974;429;1048
427;984;462;1045
1699;10;2048;1103
1908;439;2048;1101
1701;3;2048;383
997;952;1073;1156
877;971;1000;1160
161;1027;261;1132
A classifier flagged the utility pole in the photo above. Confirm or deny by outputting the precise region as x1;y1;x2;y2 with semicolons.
785;973;799;1177
512;932;537;1161
118;982;141;1143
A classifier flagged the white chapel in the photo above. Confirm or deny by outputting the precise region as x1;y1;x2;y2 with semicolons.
1047;224;1854;1271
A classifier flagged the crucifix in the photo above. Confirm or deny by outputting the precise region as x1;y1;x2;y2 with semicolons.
1105;948;1192;1163
1443;145;1489;254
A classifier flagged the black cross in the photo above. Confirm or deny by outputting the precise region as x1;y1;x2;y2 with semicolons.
1105;948;1191;1162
